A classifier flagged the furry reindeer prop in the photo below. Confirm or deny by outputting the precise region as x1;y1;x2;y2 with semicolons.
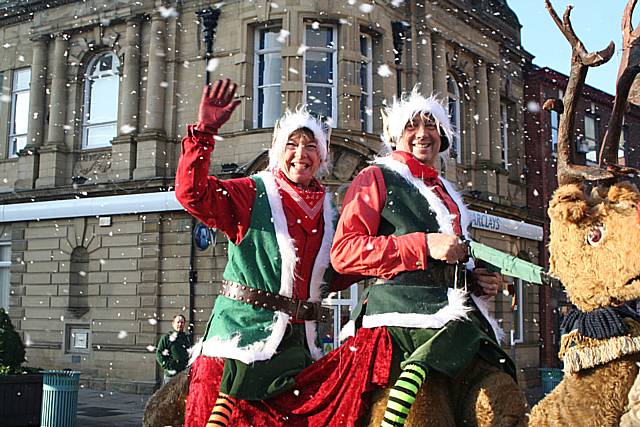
529;1;640;425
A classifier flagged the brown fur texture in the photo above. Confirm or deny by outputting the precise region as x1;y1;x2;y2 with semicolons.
528;355;640;426
548;183;640;312
368;358;528;427
530;182;640;425
142;370;189;427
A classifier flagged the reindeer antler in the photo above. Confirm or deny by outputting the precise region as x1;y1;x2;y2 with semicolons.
600;0;640;166
544;0;616;185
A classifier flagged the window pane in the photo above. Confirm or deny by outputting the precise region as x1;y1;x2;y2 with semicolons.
306;51;333;84
258;86;281;127
258;53;282;86
0;245;10;262
87;75;118;124
13;68;30;91
360;35;370;57
13;91;30;134
11;136;27;155
86;123;116;147
585;116;596;141
0;265;8;310
306;86;332;119
306;27;333;48
260;29;282;50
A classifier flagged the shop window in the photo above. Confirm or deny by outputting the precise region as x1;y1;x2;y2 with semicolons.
304;24;337;121
82;52;120;148
510;278;524;345
9;68;30;157
320;284;360;353
254;26;282;128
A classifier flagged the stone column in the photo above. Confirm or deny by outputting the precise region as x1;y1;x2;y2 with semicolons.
417;28;434;94
36;34;69;188
143;13;166;132
134;13;168;179
46;35;68;146
15;36;48;190
111;16;141;181
488;64;502;165
432;34;447;98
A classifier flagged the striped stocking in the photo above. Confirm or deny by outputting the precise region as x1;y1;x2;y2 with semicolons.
381;363;427;427
206;393;237;427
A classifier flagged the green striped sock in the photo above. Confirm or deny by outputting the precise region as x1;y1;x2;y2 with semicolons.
381;364;427;427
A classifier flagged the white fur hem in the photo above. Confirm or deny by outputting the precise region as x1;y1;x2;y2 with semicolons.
304;193;336;359
471;294;505;344
362;288;473;329
339;320;356;341
198;312;291;364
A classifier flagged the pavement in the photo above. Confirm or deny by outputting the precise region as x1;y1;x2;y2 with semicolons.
77;386;150;427
72;384;546;426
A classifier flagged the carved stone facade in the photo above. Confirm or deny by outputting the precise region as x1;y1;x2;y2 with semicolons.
0;0;541;392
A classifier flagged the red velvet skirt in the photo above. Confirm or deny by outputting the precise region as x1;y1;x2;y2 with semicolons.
184;327;393;427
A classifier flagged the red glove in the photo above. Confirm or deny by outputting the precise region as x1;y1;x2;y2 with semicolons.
195;79;241;134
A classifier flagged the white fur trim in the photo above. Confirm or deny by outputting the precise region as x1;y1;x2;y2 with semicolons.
259;171;297;299
268;107;331;177
304;193;336;360
383;88;453;146
339;320;356;341
471;294;505;344
362;288;473;329
199;312;291;364
374;156;455;235
188;338;203;366
439;177;476;270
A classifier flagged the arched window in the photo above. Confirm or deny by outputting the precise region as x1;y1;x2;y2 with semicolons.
68;247;89;317
83;52;120;149
447;74;462;164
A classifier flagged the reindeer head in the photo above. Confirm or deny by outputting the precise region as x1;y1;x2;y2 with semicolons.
544;0;640;312
548;182;640;311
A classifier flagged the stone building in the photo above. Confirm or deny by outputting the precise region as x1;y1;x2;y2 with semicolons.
524;64;640;366
0;0;541;393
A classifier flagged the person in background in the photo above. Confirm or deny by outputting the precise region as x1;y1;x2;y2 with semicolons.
156;314;192;384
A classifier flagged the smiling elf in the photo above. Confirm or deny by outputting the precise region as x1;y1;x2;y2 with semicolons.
175;79;353;427
331;88;524;426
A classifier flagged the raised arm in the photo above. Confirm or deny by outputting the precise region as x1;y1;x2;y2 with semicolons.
175;80;253;244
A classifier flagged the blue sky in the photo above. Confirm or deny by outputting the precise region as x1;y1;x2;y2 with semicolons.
507;1;638;96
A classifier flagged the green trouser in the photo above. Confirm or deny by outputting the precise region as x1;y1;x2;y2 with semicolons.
387;305;517;383
219;323;312;400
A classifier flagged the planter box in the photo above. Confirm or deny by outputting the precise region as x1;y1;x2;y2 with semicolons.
0;373;44;427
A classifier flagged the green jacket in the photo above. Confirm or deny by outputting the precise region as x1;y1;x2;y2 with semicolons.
156;331;192;376
197;171;335;364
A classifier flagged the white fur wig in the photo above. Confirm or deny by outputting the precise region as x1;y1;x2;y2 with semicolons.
267;107;331;177
382;87;454;150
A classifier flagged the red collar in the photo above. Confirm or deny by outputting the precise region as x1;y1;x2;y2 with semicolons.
274;170;325;221
391;151;439;181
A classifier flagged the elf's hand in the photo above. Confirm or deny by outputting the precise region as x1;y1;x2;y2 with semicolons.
196;79;241;134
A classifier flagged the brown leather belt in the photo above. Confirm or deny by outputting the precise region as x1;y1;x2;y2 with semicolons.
218;280;331;322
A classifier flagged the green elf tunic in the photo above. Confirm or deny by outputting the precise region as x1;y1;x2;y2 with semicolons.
193;171;335;400
340;156;516;381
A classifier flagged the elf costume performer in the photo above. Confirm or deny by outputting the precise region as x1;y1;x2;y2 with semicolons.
330;88;525;427
175;79;354;427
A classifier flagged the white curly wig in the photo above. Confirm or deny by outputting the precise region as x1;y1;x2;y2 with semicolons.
267;107;331;177
382;87;454;152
